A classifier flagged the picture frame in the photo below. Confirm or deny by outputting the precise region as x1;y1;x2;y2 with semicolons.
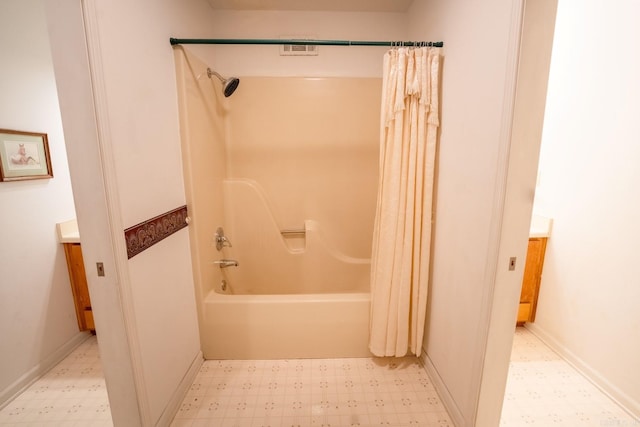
0;129;53;182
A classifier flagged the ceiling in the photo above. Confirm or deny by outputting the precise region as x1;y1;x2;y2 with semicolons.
206;0;414;13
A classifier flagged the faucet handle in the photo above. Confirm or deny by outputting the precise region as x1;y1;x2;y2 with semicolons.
214;226;232;251
212;259;239;268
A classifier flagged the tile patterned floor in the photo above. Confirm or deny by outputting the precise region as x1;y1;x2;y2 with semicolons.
500;327;639;427
2;328;638;426
171;357;452;426
0;335;112;426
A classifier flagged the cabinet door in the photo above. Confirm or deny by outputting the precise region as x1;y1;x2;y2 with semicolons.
519;238;547;322
517;303;531;324
64;243;92;330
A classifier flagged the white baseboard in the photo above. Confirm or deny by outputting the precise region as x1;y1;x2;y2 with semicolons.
525;323;640;421
155;350;203;427
421;351;464;427
0;331;91;409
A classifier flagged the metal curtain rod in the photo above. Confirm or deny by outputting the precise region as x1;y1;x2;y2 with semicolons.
169;38;443;48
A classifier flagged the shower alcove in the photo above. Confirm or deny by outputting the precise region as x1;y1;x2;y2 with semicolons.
175;49;381;359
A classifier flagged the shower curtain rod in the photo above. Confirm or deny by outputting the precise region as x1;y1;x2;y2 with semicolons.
169;38;443;48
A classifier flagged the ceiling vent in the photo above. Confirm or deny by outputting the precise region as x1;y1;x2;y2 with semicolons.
279;36;319;56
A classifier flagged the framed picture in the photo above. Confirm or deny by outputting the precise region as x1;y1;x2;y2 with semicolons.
0;129;53;182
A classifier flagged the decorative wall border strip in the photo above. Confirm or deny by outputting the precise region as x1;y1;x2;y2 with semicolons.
124;205;189;259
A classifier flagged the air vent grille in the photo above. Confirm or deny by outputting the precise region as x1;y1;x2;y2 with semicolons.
279;36;319;56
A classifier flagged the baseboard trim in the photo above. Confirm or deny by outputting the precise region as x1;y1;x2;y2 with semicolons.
155;350;203;426
0;331;91;409
525;323;640;420
421;351;464;427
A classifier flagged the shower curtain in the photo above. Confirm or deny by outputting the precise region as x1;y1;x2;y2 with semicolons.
369;47;440;357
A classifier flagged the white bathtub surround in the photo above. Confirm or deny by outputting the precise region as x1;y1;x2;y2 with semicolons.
222;179;370;295
370;47;441;357
176;49;381;361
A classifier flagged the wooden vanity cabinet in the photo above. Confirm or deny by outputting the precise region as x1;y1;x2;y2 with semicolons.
517;237;547;325
63;243;94;331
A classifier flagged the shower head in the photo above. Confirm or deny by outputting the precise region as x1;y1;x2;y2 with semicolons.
207;68;240;97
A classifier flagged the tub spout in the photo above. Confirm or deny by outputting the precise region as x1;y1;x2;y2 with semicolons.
212;259;239;269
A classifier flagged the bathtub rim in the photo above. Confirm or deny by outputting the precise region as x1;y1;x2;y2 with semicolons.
204;289;371;303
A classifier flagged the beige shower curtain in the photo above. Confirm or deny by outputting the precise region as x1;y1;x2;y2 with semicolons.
369;47;440;357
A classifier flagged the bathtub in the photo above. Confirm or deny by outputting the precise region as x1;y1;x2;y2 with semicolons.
201;291;371;359
199;179;372;359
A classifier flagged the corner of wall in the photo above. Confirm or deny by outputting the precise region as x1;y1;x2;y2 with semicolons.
525;323;640;419
421;351;466;426
0;332;89;409
155;350;203;426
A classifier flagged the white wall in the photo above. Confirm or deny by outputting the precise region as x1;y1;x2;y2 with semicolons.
46;0;222;424
90;1;211;422
408;0;526;425
0;0;80;406
531;0;640;417
475;0;558;424
203;10;407;77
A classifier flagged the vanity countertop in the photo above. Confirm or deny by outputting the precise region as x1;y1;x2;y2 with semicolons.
56;219;80;243
529;215;552;238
